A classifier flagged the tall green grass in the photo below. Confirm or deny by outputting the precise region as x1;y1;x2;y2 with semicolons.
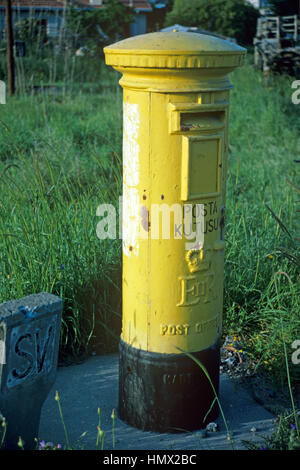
0;41;107;90
224;61;300;384
0;71;123;358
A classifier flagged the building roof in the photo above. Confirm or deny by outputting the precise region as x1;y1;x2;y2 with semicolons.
119;0;152;11
0;0;152;11
0;0;66;7
77;0;152;12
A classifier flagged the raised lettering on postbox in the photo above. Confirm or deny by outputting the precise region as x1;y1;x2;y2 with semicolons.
177;246;216;306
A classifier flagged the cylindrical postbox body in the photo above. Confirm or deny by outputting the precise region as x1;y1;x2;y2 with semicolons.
104;32;245;432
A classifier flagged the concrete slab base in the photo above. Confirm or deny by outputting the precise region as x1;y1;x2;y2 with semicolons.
39;354;275;450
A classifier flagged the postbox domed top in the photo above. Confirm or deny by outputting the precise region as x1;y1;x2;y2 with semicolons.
104;32;246;70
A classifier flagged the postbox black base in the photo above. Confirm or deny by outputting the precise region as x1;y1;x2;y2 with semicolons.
118;338;220;433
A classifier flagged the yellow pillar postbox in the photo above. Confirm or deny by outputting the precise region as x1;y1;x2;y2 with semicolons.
104;32;245;432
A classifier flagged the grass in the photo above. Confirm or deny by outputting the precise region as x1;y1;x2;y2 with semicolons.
242;313;300;450
0;41;107;91
0;67;123;359
224;60;300;386
243;411;300;450
0;51;298;383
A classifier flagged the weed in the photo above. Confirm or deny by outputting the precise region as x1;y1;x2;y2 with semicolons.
243;412;300;450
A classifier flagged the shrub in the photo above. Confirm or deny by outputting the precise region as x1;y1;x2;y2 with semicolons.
66;0;135;51
164;0;259;45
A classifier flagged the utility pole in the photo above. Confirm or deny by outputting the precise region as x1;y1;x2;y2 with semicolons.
5;0;15;96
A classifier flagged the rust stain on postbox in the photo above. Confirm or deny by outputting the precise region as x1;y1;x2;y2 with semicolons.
104;32;246;432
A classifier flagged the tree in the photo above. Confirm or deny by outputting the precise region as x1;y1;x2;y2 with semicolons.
15;18;48;44
269;0;299;16
147;0;175;32
66;0;135;50
164;0;260;45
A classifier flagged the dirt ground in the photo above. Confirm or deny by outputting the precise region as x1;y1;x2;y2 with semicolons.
221;336;300;417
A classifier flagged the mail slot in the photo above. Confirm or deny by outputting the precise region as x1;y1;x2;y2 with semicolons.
104;32;246;432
